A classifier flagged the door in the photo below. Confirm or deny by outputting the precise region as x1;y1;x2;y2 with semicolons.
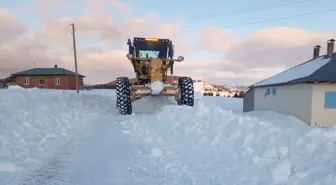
39;77;45;88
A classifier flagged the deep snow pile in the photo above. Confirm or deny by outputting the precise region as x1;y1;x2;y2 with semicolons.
1;87;336;185
121;97;336;185
0;88;114;184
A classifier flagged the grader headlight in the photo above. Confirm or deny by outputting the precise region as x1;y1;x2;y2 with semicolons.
126;53;133;59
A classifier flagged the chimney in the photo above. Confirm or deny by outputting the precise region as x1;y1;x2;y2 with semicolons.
313;45;321;59
54;65;58;68
327;39;335;57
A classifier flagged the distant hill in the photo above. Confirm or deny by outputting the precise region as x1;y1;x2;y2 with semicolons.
209;84;230;91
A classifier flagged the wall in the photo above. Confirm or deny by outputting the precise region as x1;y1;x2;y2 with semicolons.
16;75;84;90
254;84;313;124
243;88;254;112
66;76;84;90
311;84;336;126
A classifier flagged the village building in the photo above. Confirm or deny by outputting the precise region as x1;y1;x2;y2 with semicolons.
243;39;336;126
11;65;85;90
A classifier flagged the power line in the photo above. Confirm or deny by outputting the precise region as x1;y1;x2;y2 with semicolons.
124;8;335;36
119;0;317;27
75;0;317;31
71;8;335;41
178;8;336;33
158;0;317;24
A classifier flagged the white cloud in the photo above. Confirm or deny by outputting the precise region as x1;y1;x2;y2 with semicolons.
0;10;25;42
196;26;237;53
195;26;336;85
1;0;335;86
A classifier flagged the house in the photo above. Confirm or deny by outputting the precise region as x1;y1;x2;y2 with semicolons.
243;39;336;126
0;76;16;88
11;65;85;90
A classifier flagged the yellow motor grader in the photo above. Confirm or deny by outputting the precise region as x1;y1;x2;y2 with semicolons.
115;37;194;115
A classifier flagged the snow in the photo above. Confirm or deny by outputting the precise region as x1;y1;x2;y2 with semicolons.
1;88;336;185
151;148;163;157
254;56;330;86
149;81;164;94
272;159;291;184
203;95;243;111
0;88;114;185
7;85;24;89
193;81;205;93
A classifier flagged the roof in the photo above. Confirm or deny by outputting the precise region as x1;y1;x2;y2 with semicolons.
252;55;336;88
11;68;85;77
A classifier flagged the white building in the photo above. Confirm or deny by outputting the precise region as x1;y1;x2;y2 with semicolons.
243;39;336;126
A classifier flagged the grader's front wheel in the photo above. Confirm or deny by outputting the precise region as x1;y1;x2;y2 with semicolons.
176;77;194;106
116;77;132;115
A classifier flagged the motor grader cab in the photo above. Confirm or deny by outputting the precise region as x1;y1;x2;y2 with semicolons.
115;37;194;115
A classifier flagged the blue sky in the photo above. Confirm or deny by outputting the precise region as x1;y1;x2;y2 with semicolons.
4;0;336;36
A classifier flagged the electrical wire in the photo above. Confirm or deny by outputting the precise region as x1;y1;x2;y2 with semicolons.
127;8;335;35
178;8;336;33
76;0;325;36
72;7;335;43
75;0;319;31
157;0;318;24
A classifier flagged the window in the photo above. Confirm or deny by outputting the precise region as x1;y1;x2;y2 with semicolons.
39;78;45;85
265;88;271;97
54;77;60;85
24;78;29;85
272;87;277;95
324;92;336;108
139;50;160;58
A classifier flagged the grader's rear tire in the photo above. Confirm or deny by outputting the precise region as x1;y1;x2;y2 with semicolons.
116;77;132;115
177;77;194;106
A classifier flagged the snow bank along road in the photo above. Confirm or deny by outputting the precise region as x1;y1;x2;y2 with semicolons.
1;87;336;185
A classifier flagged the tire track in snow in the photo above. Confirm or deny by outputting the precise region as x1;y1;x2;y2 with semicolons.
125;112;222;185
63;115;162;185
18;133;85;185
16;115;101;185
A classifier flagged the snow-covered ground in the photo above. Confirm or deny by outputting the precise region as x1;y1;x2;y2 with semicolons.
1;87;336;185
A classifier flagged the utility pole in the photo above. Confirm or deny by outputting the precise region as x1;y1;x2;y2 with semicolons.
70;23;79;93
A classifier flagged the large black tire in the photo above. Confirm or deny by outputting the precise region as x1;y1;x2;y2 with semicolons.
177;77;194;106
116;77;132;115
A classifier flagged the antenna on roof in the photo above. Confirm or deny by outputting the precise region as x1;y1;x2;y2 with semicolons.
34;62;36;68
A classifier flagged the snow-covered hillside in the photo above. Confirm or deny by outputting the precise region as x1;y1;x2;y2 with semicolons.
1;87;336;185
194;80;247;97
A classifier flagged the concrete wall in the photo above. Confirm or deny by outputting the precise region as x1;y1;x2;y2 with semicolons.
243;88;254;112
254;84;313;124
311;84;336;126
